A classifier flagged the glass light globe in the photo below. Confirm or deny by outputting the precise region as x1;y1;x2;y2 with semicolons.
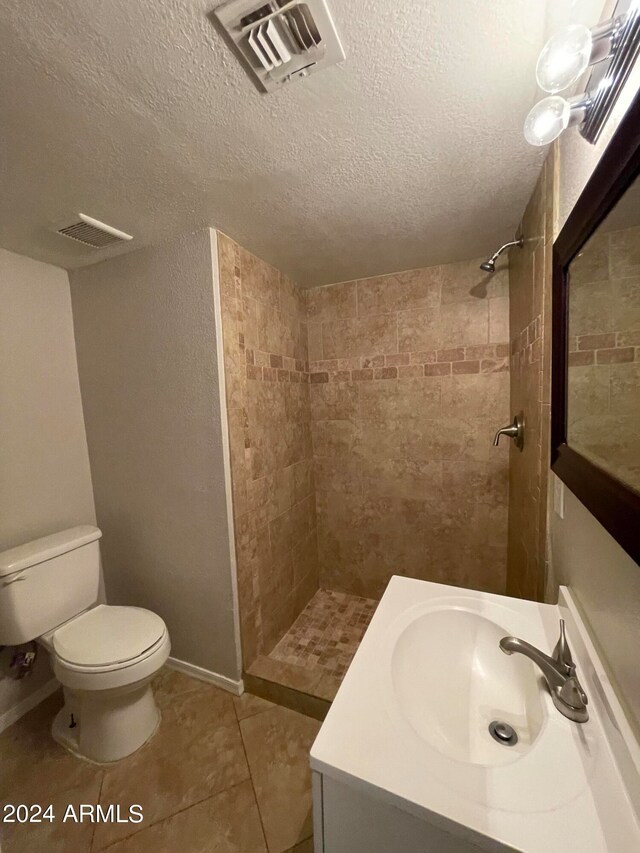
524;96;571;146
536;25;593;93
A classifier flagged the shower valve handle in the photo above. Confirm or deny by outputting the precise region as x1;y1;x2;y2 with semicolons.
493;413;524;450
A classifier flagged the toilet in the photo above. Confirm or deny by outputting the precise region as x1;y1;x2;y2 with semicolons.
0;526;170;763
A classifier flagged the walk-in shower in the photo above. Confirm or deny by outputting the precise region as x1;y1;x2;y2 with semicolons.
218;233;513;715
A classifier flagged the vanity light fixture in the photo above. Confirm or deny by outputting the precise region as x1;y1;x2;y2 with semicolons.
536;21;622;94
524;93;592;147
524;0;640;146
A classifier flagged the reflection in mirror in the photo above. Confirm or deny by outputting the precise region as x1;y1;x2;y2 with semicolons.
567;175;640;492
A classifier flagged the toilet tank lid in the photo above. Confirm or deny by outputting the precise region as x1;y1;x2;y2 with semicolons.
0;526;102;577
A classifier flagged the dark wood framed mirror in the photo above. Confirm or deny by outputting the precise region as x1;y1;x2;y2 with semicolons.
552;89;640;566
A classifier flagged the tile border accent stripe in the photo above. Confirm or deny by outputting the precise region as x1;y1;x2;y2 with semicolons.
307;341;510;382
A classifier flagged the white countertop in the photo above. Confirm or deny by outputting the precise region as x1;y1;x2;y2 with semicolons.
311;576;640;852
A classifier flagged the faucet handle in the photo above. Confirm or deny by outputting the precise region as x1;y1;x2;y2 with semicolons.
553;619;575;674
559;675;589;711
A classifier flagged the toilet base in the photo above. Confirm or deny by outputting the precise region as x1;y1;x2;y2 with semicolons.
52;680;161;764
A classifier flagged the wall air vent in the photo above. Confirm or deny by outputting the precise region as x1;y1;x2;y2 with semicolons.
214;0;345;92
57;214;133;248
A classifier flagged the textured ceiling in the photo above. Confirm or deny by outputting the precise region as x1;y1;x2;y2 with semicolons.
0;0;579;286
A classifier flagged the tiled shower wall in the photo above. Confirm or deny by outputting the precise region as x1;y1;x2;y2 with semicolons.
217;234;318;667
306;260;511;600
507;157;554;601
220;238;514;667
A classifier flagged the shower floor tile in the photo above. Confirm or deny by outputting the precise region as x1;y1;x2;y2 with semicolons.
269;589;378;680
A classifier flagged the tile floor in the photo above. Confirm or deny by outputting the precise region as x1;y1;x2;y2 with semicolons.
270;590;378;679
0;669;320;852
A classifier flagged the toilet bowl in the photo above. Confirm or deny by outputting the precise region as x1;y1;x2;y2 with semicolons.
40;604;170;763
0;526;171;764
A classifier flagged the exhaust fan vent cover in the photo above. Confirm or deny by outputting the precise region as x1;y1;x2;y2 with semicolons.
215;0;345;92
57;214;133;248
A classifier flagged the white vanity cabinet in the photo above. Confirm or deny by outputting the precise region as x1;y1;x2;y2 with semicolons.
312;772;489;853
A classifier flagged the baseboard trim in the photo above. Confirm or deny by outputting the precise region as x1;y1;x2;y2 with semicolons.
0;678;59;733
165;657;244;696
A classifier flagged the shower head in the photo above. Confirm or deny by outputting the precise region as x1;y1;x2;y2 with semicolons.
480;236;524;274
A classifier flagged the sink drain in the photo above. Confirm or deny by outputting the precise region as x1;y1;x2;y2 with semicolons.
488;721;518;746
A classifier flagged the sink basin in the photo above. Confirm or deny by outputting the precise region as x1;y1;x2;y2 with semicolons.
381;591;594;811
390;601;544;766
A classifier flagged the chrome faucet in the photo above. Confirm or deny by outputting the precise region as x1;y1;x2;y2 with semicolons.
499;619;589;723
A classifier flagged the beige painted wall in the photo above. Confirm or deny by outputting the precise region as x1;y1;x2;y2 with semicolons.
0;248;96;717
70;229;240;680
550;43;640;733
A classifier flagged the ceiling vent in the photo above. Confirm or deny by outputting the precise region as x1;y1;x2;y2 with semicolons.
214;0;345;92
56;214;133;248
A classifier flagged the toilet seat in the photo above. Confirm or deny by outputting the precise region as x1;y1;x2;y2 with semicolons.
54;604;166;671
51;605;170;691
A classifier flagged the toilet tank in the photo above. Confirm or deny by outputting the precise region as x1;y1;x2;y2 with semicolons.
0;526;102;646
